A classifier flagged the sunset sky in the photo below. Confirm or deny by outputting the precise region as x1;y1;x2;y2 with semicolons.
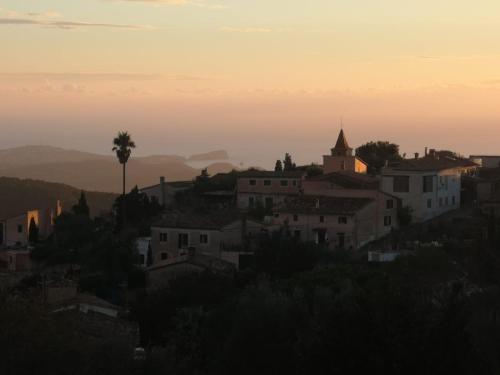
1;0;500;167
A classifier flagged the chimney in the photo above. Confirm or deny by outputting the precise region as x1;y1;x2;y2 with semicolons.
414;152;419;159
429;149;436;158
425;147;428;157
160;176;166;206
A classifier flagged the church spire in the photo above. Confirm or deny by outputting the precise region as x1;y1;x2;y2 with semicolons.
331;129;353;156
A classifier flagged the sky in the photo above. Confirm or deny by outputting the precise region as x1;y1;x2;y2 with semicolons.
1;0;500;167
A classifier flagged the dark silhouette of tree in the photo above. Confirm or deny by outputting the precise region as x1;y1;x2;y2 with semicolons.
283;153;296;171
72;191;90;216
274;160;283;172
306;163;323;177
355;141;402;174
28;217;38;244
112;131;136;195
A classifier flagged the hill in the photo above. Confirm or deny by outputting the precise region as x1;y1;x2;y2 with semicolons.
0;177;117;219
0;146;236;193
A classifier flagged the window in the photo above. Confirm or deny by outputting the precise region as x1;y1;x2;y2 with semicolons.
139;254;145;265
393;176;410;193
452;196;456;205
292;180;298;187
265;197;274;209
200;234;209;244
384;216;392;226
439;198;443;207
294;230;301;238
264;180;271;186
319;215;325;223
161;252;168;260
293;214;299;222
338;216;347;224
249;179;257;186
386;199;394;209
280;180;288;187
274;213;280;218
159;232;168;242
249;197;255;208
445;197;449;206
17;224;23;233
178;233;189;249
427;199;432;208
423;175;433;193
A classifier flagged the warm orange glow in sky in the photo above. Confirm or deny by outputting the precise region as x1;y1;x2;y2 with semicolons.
1;0;500;166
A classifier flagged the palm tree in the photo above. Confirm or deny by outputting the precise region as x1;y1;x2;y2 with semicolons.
112;131;136;195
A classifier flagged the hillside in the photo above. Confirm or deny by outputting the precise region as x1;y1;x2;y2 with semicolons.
0;177;117;219
0;146;236;193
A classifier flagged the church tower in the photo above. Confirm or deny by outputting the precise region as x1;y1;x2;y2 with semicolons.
331;129;353;157
323;129;367;174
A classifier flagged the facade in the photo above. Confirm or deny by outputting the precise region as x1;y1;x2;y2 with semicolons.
323;129;367;174
236;170;307;209
303;171;399;238
139;177;193;206
150;211;262;266
0;250;31;272
463;168;500;217
381;153;477;223
0;202;62;248
136;237;151;268
273;196;392;249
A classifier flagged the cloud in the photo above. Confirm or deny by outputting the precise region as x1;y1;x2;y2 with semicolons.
0;73;210;82
0;17;150;30
109;0;226;9
221;26;272;33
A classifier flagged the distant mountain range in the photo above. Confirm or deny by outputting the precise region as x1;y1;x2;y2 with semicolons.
0;146;236;193
0;177;117;219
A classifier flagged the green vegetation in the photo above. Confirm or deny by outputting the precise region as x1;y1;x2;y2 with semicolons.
355;141;402;174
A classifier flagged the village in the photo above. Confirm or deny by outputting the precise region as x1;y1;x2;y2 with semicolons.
1;130;500;373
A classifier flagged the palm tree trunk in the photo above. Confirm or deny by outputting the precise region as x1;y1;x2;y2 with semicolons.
122;162;126;195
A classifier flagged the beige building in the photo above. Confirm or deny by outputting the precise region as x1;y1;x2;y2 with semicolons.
303;171;398;239
150;210;262;267
323;129;367;174
0;201;62;248
273;196;389;249
139;177;193;206
236;170;307;210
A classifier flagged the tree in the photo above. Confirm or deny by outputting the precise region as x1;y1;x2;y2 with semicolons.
283;153;296;171
28;217;38;244
355;141;402;174
112;131;136;195
274;160;283;172
306;163;323;177
72;191;90;216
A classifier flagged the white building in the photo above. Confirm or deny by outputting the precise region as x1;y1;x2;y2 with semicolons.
381;152;477;223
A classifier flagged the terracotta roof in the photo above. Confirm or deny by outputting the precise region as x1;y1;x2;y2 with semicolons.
277;196;373;215
388;156;478;172
237;170;306;179
333;129;351;150
140;180;193;191
152;210;244;230
306;171;379;189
